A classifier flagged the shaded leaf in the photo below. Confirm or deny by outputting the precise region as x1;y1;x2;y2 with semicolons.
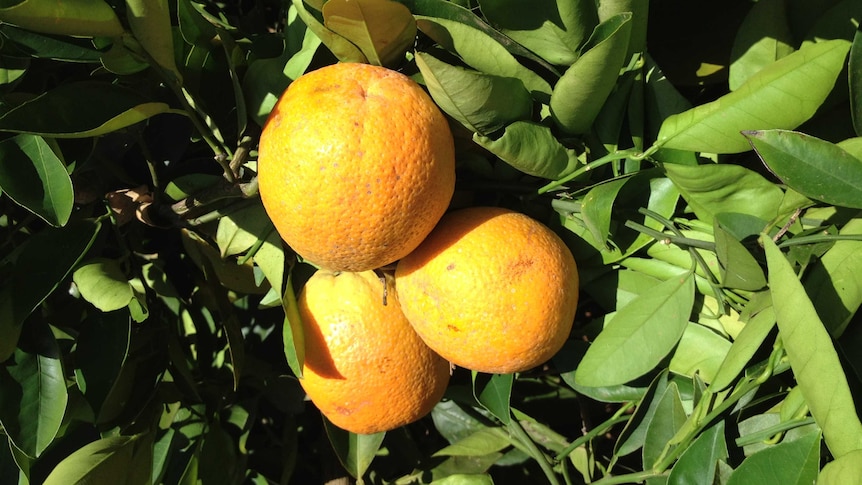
665;163;784;224
763;236;862;457
416;51;532;136
472;372;513;425
473;120;580;179
667;422;728;485
0;219;100;362
0;24;102;62
657;39;851;153
851;30;862;136
575;272;695;387
642;382;687;469
0;0;123;37
550;12;632;135
478;0;597;65
43;434;152;485
746;129;862;209
669;323;732;383
323;0;416;68
714;223;767;291
580;178;628;247
324;419;385;479
74;311;131;422
804;218;862;336
291;0;367;63
614;371;670;456
0;134;73;227
728;0;795;90
0;319;67;458
710;306;776;391
726;429;820;485
0;82;171;138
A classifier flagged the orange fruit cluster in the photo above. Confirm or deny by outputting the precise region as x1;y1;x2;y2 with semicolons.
258;63;579;434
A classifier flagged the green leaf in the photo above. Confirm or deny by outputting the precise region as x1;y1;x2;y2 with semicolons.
477;0;597;65
73;258;135;312
198;423;238;485
714;223;767;291
73;311;131;423
709;306;776;391
0;134;73;227
43;434;152;485
614;371;670;456
550;12;632;134
665;163;784;224
667;422;728;485
804;218;862;336
728;0;795;90
819;449;862;485
473;120;580;179
851;30;862;136
575;272;695;387
433;428;511;457
668;323;732;383
253;229;285;303
216;202;273;258
726;430;821;485
0;24;103;62
657;39;851;154
0;319;67;458
323;0;416;68
0;82;171;138
282;272;305;378
472;372;513;425
580;178;628;248
0;219;100;362
125;0;182;82
0;0;123;37
416;16;553;100
415;51;532;136
642;381;687;469
177;0;217;47
291;0;367;63
763;235;862;457
431;474;495;485
323;419;385;479
745;129;862;209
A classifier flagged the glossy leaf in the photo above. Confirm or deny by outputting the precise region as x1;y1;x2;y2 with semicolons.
728;0;795;90
667;421;727;485
575;272;695;387
42;435;152;485
253;229;285;302
0;24;102;62
726;430;820;485
819;449;862;485
0;320;67;459
580;178;628;247
216;202;273;258
0;219;100;362
804;218;862;336
291;0;367;63
710;306;776;391
73;258;135;312
473;120;580;179
550;13;632;134
746;129;862;209
657;39;851;153
0;134;73;227
0;82;171;138
416;51;532;136
472;372;513;425
763;236;862;457
324;419;385;479
323;0;416;68
282;272;305;378
416;16;552;99
477;0;597;65
0;0;123;37
665;163;784;224
126;0;182;82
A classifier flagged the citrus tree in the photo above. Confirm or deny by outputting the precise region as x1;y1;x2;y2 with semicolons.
2;0;862;484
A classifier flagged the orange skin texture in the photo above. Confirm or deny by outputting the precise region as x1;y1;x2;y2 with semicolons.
395;207;579;374
257;63;456;272
297;270;451;434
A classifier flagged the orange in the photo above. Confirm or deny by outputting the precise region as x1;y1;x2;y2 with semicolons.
395;207;579;374
297;269;450;434
257;62;456;272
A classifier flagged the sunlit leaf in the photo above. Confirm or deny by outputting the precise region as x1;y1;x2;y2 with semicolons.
763;236;862;458
43;434;152;485
282;272;305;378
0;134;73;227
669;323;732;383
820;449;862;485
472;372;513;424
126;0;182;82
323;0;416;68
575;272;695;387
433;428;511;457
728;0;795;90
0;0;123;37
291;0;367;63
657;39;851;153
73;258;135;312
324;419;385;479
473;120;580;179
745;129;862;209
726;429;820;485
710;306;776;391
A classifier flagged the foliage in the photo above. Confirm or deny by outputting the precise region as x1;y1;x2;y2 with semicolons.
1;0;862;484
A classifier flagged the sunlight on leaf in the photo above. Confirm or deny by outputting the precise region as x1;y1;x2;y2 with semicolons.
0;0;123;37
323;0;416;67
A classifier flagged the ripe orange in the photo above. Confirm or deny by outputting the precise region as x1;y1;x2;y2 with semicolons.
257;62;456;272
395;207;579;374
297;269;450;434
